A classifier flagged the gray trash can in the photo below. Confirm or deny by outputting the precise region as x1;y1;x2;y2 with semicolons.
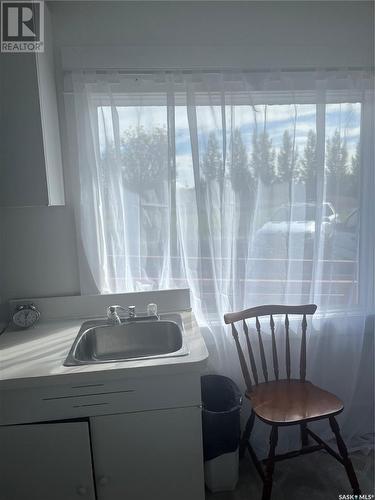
201;375;242;492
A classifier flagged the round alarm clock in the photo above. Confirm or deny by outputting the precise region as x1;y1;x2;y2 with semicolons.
12;304;41;329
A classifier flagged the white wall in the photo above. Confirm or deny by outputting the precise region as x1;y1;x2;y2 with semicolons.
1;1;373;313
52;1;373;70
1;207;80;301
0;210;5;326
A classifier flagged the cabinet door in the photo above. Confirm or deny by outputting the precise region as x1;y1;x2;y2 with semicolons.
0;53;48;207
91;407;205;500
0;421;96;500
0;3;64;207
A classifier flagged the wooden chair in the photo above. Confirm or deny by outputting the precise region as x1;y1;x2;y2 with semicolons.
224;304;361;500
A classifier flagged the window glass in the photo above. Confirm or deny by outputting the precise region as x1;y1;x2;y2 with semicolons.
96;99;362;309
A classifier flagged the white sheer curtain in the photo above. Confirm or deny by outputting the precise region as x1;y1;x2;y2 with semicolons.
69;70;374;452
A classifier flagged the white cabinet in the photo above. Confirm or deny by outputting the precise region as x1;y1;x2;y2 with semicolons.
0;4;64;207
0;422;96;500
0;407;206;500
91;406;205;500
0;53;47;207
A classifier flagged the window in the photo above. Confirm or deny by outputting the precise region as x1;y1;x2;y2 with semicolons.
71;71;371;315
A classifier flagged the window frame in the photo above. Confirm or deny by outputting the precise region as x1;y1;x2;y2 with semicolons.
84;85;368;313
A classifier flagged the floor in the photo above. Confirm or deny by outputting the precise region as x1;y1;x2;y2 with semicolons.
206;449;374;500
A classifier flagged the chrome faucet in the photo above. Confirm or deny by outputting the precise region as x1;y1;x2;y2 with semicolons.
106;305;136;325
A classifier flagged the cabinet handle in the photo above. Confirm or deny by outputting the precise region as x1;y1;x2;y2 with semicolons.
99;476;109;486
76;486;87;496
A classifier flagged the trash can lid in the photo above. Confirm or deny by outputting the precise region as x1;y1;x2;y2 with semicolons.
201;375;242;413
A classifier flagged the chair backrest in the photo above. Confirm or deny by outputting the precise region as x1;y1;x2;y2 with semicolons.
224;304;317;392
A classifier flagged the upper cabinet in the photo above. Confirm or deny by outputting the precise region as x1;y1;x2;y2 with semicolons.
0;4;65;207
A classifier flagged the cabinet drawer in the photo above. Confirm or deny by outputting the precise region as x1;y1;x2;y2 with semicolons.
0;372;201;425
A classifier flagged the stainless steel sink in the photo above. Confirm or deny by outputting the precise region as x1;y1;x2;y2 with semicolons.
64;314;189;366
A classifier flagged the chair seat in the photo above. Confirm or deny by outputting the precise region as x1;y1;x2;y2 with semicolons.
246;379;343;425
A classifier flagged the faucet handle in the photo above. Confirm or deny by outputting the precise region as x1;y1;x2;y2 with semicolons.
128;305;136;318
107;304;123;313
106;305;124;325
147;303;158;316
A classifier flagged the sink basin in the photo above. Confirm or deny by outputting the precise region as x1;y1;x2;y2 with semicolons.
64;315;189;366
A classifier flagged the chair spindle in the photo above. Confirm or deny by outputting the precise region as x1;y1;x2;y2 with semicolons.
270;315;279;380
243;320;259;385
231;323;252;391
285;314;291;380
300;314;307;382
256;316;268;382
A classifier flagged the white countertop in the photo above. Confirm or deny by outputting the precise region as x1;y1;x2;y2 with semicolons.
0;310;208;390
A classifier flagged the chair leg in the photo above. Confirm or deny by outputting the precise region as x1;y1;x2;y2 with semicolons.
300;422;309;447
329;416;361;495
262;426;278;500
239;410;255;459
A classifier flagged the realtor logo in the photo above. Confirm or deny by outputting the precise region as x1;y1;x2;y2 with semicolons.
1;1;44;52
